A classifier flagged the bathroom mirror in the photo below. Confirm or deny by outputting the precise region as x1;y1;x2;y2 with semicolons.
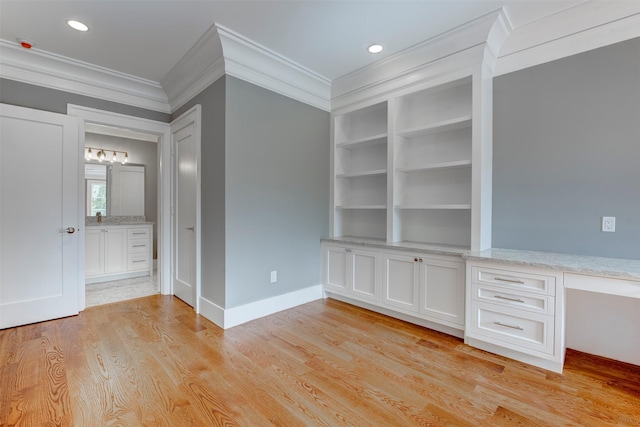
85;163;145;216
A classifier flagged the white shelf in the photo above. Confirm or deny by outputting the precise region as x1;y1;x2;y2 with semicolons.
397;160;471;173
336;133;387;149
395;204;471;210
396;116;471;138
337;169;387;178
337;205;387;210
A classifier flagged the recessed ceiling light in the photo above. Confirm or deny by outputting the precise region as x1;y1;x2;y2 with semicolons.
67;20;89;32
367;44;384;54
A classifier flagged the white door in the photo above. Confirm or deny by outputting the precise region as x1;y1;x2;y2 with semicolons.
0;103;80;329
171;107;200;308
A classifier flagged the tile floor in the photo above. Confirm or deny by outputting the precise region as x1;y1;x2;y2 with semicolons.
85;273;159;307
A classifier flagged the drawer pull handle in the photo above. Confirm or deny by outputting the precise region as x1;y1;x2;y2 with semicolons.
494;295;525;303
132;232;146;235
132;244;146;247
493;321;524;331
132;260;146;263
494;277;525;284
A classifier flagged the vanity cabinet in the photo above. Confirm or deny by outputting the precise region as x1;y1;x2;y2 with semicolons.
322;241;465;335
85;224;153;283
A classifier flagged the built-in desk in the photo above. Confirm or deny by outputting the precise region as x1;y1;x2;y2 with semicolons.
463;249;640;371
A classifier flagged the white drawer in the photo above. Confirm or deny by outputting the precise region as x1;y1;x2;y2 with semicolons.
472;283;554;315
128;253;150;271
469;301;554;355
473;267;555;296
128;239;150;254
128;227;151;240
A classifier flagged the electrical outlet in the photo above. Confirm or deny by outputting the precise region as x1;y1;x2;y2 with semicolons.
270;270;277;283
602;216;616;232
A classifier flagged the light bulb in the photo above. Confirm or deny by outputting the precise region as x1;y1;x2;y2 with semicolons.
86;147;92;160
124;152;128;163
111;151;117;163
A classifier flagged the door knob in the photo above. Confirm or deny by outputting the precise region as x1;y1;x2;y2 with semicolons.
185;226;195;231
64;227;76;234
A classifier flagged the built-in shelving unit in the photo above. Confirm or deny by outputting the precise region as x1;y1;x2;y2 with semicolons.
331;74;490;250
332;102;388;240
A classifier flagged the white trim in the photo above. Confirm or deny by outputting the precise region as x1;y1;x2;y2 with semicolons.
66;105;172;307
331;9;508;109
217;24;331;112
495;10;640;76
1;40;170;113
224;285;323;329
169;105;202;313
85;122;159;143
198;285;324;329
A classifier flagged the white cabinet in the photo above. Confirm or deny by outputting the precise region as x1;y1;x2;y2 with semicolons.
85;224;153;284
323;245;380;303
381;251;465;327
323;241;465;335
465;261;565;372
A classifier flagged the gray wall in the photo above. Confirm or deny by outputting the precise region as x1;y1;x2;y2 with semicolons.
0;78;170;122
85;133;159;258
225;76;330;308
172;77;227;306
493;37;640;259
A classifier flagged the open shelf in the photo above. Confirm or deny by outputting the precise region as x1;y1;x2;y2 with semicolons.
397;160;470;173
336;133;387;149
396;116;471;138
395;204;471;210
336;205;387;210
337;169;387;178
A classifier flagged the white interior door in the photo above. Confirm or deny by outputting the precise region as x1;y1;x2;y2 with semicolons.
171;107;200;309
0;103;80;329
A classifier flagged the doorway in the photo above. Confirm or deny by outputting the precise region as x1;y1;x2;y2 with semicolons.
67;105;172;310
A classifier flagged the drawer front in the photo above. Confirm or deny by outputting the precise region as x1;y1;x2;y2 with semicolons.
473;267;555;295
470;301;554;355
128;239;151;254
128;227;151;240
473;284;554;315
128;253;151;271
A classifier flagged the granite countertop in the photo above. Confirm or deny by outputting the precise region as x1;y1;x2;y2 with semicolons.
85;222;154;227
321;236;470;257
321;237;640;281
85;215;154;226
463;248;640;281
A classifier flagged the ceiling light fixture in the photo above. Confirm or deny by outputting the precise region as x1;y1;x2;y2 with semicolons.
67;20;89;32
367;44;384;54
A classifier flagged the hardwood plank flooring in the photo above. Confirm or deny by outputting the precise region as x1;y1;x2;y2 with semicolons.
1;296;639;426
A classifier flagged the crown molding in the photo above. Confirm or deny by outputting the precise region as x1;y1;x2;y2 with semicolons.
495;2;640;76
162;23;331;113
332;9;511;111
216;24;331;111
160;24;226;113
0;40;170;113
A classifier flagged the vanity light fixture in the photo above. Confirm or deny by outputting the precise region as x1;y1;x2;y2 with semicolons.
367;44;383;54
85;147;129;164
67;20;89;32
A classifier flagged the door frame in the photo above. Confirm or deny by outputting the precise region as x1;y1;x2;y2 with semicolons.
67;104;172;310
170;105;202;313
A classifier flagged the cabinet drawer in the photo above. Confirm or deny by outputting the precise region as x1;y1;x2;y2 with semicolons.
128;253;150;271
128;228;151;240
472;283;554;315
469;301;554;355
128;239;150;254
473;267;555;295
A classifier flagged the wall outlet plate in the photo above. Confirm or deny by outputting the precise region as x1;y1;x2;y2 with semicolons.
602;216;616;232
270;270;277;283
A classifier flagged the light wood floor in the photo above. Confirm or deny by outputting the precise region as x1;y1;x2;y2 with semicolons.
1;296;639;426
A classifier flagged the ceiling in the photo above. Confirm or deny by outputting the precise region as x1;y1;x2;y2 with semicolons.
0;0;585;84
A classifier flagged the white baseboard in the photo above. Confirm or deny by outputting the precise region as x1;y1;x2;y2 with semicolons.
197;285;323;329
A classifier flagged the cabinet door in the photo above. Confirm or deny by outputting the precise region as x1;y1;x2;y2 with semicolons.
350;248;379;301
382;253;419;312
419;258;465;327
85;229;104;276
104;228;127;274
324;245;349;293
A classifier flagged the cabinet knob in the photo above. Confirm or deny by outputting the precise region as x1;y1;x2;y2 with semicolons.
414;258;418;262
419;258;423;263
